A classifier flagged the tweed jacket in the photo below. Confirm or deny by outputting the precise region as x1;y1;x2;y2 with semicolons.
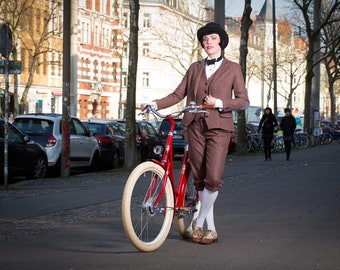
156;58;249;132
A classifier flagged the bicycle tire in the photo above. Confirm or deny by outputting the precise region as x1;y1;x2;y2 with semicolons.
295;134;309;149
176;172;200;239
121;161;174;252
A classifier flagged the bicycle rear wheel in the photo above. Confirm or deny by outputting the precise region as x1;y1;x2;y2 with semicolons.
295;133;309;149
176;172;200;239
121;161;174;252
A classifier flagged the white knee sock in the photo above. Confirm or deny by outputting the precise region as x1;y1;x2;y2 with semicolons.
195;188;218;230
205;205;216;231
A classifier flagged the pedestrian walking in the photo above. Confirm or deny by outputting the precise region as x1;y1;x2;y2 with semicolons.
142;22;249;245
258;107;278;161
280;108;296;161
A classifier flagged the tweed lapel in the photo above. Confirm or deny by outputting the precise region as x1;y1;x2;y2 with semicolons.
192;60;206;98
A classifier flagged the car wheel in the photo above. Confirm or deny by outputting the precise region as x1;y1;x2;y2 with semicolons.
90;151;101;172
112;151;119;169
27;156;47;179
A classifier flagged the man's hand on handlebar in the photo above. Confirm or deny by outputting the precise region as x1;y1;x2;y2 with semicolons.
140;101;157;112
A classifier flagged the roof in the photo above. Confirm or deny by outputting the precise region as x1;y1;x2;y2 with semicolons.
257;0;273;21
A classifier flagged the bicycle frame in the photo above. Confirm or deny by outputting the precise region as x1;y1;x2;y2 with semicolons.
145;114;194;214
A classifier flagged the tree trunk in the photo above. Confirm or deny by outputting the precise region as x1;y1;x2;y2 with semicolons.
124;0;139;170
237;0;252;153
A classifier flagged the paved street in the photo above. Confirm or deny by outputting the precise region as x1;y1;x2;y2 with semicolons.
1;144;340;270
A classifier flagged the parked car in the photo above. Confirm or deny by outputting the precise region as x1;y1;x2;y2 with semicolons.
82;120;125;169
13;114;101;174
0;119;48;180
116;119;162;162
158;118;186;156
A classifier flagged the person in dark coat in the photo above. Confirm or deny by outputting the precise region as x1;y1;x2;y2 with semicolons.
258;107;278;161
280;108;296;161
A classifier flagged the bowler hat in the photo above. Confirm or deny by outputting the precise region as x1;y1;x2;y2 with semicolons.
197;22;229;49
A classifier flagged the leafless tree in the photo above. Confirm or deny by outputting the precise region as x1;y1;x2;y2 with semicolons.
0;0;34;116
276;45;306;108
237;0;253;153
293;0;340;131
124;0;139;169
321;4;340;127
0;0;63;115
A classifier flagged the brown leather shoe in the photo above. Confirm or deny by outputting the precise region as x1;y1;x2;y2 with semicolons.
183;219;196;239
192;227;203;243
200;230;218;244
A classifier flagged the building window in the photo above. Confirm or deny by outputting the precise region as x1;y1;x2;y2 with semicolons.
81;21;90;44
94;60;98;80
79;0;88;8
142;42;150;57
105;62;110;82
36;9;40;34
101;0;108;14
21;49;27;71
94;24;100;45
123;12;128;28
112;62;117;82
51;52;55;75
43;53;48;75
101;61;105;81
122;71;127;87
123;46;128;57
86;58;90;79
143;13;151;28
58;53;62;76
102;27;110;48
142;72;150;87
51;14;62;36
81;57;85;78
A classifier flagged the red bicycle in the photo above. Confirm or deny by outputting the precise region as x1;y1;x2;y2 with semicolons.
121;102;212;252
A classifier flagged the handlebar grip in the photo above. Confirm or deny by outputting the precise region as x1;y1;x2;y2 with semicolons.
198;104;215;110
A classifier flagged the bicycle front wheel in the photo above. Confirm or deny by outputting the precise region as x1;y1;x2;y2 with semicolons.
121;161;174;252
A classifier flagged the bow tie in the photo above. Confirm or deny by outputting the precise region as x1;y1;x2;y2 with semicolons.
206;55;223;66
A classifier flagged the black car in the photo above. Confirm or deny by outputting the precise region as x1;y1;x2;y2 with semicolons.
116;120;162;162
0;119;48;181
82;120;125;169
158;118;186;156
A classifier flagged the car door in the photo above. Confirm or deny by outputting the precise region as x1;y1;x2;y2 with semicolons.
69;118;97;167
6;124;35;175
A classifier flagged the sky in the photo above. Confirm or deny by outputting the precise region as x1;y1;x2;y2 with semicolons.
225;0;266;17
207;0;288;18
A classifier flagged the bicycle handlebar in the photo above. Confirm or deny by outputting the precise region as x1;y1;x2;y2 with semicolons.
141;101;215;118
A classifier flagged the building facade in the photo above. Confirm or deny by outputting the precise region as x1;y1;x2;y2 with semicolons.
1;0;336;123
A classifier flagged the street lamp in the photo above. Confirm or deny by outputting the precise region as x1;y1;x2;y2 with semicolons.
272;0;277;114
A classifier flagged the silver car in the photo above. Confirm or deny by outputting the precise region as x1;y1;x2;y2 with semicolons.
13;114;101;174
